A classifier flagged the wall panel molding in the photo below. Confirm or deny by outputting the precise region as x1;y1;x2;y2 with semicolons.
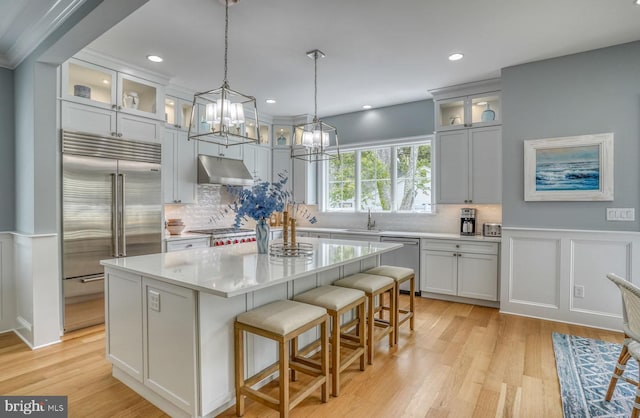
501;227;640;330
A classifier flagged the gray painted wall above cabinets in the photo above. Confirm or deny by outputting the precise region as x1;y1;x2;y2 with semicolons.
501;41;640;231
323;99;434;145
0;67;14;231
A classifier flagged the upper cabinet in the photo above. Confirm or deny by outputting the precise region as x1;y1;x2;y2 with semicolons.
164;96;194;131
435;92;501;131
62;58;165;121
431;79;501;132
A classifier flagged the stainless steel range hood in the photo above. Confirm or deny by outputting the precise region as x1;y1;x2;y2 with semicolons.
197;154;254;186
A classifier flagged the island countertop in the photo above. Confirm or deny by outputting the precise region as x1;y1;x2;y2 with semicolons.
101;237;402;298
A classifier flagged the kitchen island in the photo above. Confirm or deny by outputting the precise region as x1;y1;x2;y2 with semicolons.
100;237;401;418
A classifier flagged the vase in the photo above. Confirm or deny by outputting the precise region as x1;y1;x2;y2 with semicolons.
255;218;270;254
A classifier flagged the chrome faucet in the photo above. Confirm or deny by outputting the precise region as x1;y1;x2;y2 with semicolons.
367;208;376;230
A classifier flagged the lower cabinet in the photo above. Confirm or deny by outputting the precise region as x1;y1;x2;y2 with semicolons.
421;239;499;301
105;270;198;416
143;278;198;415
164;236;210;252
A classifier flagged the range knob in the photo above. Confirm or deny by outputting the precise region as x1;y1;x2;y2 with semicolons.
233;239;239;244
240;238;246;243
251;237;257;242
226;240;232;245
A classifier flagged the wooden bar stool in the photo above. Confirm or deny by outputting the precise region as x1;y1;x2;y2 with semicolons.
294;285;367;397
333;273;395;365
366;265;415;345
234;300;329;417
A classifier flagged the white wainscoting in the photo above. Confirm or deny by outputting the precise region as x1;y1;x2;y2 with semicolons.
501;227;640;330
12;233;61;348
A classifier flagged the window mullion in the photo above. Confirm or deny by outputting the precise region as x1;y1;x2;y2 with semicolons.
390;145;397;212
355;150;361;212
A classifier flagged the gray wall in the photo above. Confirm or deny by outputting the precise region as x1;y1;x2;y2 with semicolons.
502;41;640;231
324;99;434;145
0;68;14;231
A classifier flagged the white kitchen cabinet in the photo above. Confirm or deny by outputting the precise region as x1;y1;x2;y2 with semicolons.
61;100;163;142
421;239;498;301
297;231;330;238
243;144;272;182
143;277;198;415
434;91;501;132
164;236;209;252
162;129;197;204
436;125;502;204
105;269;143;382
62;58;165;121
164;96;194;131
292;157;317;204
197;139;243;160
272;148;292;192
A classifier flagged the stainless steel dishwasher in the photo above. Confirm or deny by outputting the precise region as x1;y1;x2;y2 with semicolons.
380;236;421;294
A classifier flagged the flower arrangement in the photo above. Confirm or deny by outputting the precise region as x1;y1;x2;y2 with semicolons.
227;173;290;229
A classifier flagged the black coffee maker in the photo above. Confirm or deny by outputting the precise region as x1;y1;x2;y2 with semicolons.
460;208;476;236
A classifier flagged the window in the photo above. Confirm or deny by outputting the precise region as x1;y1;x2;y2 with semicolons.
324;138;433;213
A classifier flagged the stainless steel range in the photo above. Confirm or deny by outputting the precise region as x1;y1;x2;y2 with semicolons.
189;228;256;247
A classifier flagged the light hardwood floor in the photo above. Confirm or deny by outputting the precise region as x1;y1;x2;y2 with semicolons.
0;297;625;417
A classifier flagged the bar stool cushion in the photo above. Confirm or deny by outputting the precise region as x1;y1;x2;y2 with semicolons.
236;300;327;336
334;273;394;294
366;265;414;282
294;285;365;311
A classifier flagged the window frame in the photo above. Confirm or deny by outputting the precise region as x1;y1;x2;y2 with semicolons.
320;135;434;213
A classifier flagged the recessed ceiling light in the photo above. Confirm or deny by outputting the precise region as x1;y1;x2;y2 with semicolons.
448;53;464;61
636;0;640;5
102;79;109;84
265;99;276;104
362;105;372;109
147;55;163;63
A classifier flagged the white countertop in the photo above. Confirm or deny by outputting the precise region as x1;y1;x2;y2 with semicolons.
102;237;402;298
297;227;502;243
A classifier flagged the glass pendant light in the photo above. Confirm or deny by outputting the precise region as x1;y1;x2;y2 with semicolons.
188;0;259;147
291;49;340;162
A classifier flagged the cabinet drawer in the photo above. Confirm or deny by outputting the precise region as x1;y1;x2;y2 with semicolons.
421;239;498;255
166;238;209;252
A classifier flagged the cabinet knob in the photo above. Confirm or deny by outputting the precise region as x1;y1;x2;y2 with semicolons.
111;132;117;137
111;104;117;110
118;133;123;137
456;244;460;248
452;253;457;257
186;244;192;248
117;105;122;111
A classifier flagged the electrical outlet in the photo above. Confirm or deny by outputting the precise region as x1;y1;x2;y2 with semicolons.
149;290;161;312
574;285;585;298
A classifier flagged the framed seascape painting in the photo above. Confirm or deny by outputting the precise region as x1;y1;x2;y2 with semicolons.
524;133;614;201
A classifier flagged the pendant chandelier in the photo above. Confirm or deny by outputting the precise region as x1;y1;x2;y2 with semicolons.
291;49;340;162
188;0;259;147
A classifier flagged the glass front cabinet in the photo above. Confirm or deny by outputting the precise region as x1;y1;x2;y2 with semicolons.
62;58;164;121
435;91;501;132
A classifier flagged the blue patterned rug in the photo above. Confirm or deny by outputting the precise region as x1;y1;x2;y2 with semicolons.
552;332;637;417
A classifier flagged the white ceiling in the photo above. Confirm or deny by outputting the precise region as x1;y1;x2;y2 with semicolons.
3;0;640;118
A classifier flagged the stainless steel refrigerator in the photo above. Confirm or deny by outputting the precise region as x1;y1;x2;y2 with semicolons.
62;131;162;332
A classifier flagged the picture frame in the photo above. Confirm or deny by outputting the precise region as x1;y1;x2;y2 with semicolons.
524;133;614;201
273;125;292;146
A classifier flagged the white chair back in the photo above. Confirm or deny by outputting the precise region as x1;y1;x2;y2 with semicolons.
607;273;640;341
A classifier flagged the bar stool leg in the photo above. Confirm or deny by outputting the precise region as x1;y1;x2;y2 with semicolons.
234;326;245;417
358;301;366;370
290;337;298;382
331;313;340;397
321;319;329;402
367;295;375;365
410;276;415;330
389;287;396;348
279;339;290;417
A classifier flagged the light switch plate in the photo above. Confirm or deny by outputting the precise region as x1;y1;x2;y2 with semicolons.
606;208;635;221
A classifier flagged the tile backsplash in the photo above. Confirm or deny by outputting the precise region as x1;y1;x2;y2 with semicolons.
164;185;237;230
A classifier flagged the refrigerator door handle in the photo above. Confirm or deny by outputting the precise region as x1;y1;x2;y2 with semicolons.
111;173;119;257
119;173;127;257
